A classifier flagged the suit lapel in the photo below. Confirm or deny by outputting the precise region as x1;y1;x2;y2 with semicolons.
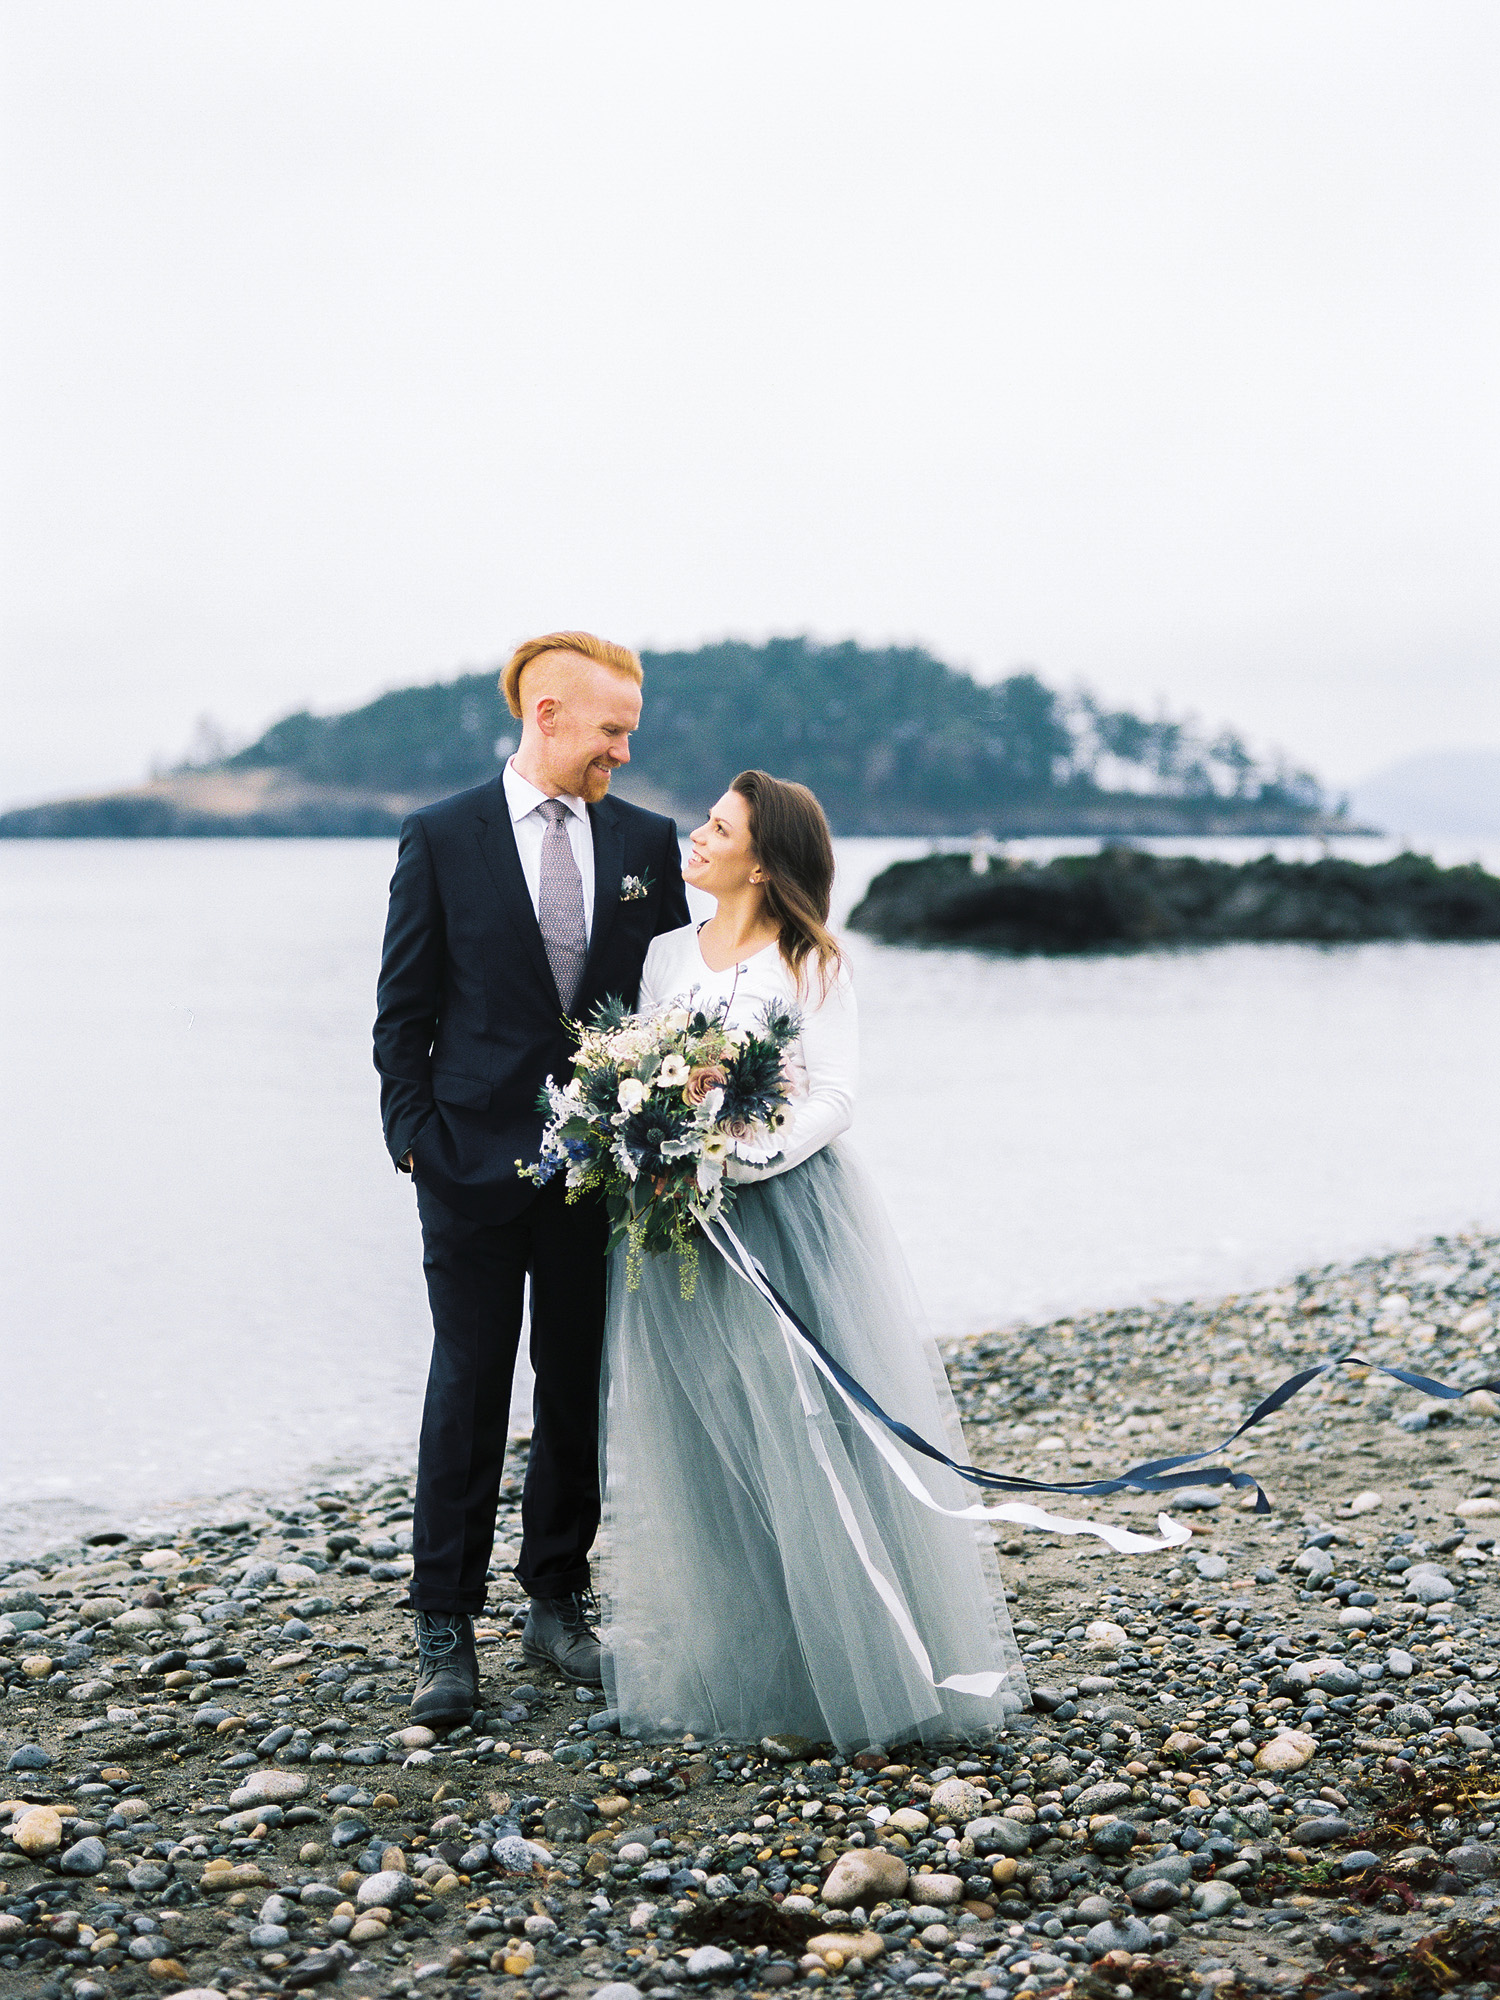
474;780;558;1001
583;796;625;985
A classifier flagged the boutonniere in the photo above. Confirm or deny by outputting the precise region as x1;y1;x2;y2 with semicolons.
620;871;653;903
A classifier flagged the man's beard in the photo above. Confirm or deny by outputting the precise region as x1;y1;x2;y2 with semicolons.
576;762;614;803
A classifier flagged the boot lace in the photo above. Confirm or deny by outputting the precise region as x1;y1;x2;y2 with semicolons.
560;1590;600;1634
415;1611;467;1661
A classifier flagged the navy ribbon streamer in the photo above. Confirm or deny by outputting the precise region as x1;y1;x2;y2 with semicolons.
728;1236;1499;1514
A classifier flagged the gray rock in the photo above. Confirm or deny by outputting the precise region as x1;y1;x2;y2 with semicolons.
1192;1880;1242;1919
685;1944;736;1979
1091;1819;1137;1857
126;1862;170;1892
1457;1726;1495;1751
0;1589;44;1613
1341;1851;1381;1873
1076;1896;1115;1922
1235;1801;1273;1836
1074;1780;1134;1811
1170;1489;1223;1509
1313;1663;1364;1697
1125;1852;1193;1888
1294;1547;1334;1577
1441;1691;1481;1717
1130;1878;1182;1911
1293;1817;1350;1846
1445;1845;1496;1878
355;1869;416;1908
491;1834;550;1875
4;1743;52;1771
966;1815;1032;1857
593;1987;646;2000
249;1924;291;1949
1386;1648;1414;1677
300;1883;344;1906
543;1801;593;1843
1085;1917;1152;1953
1192;1555;1229;1581
60;1836;107;1874
1392;1703;1435;1732
1406;1574;1456;1605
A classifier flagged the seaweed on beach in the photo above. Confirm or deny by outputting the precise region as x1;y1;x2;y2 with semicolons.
1312;1915;1500;1998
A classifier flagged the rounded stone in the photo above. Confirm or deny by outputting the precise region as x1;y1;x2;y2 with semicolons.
1130;1878;1182;1911
822;1846;910;1907
1090;1819;1137;1856
685;1944;736;1978
1085;1916;1152;1954
907;1871;964;1906
967;1815;1032;1857
1405;1571;1455;1604
248;1923;291;1949
4;1743;52;1771
593;1985;646;2000
928;1777;984;1823
11;1805;64;1855
1255;1730;1316;1773
807;1931;885;1967
356;1869;416;1908
110;1606;166;1631
229;1769;308;1806
1086;1619;1128;1652
1193;1880;1242;1918
1311;1661;1364;1696
60;1835;108;1874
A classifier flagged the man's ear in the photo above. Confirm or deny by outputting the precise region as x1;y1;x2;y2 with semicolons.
534;696;560;736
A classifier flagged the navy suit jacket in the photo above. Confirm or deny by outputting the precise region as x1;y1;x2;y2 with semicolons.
373;775;690;1223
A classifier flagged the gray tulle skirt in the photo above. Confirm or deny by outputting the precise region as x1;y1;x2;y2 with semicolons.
599;1144;1028;1751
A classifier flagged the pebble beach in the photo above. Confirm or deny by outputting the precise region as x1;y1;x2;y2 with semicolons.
4;1229;1500;2000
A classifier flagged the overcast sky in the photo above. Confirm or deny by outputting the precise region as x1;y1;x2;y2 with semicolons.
2;1;1497;807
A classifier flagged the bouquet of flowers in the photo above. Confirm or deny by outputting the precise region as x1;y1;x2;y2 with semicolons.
522;992;802;1297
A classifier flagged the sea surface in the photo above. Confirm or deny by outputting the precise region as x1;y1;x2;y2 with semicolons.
3;832;1499;1555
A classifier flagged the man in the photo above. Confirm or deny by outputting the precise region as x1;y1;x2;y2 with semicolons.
374;631;690;1723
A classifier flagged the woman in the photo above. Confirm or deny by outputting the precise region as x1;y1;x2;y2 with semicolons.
599;770;1027;1751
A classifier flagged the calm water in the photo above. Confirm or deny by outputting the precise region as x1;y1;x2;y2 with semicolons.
3;834;1498;1554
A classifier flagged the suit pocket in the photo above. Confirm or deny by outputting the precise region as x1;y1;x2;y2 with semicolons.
431;1070;492;1110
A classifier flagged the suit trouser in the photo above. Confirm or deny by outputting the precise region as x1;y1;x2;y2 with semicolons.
409;1175;608;1612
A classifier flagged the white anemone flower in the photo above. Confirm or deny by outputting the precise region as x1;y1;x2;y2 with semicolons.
657;1053;690;1089
617;1076;646;1113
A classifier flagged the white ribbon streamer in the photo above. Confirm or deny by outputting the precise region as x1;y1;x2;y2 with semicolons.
700;1215;1190;1702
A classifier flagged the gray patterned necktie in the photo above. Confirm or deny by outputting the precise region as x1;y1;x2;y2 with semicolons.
536;798;588;1013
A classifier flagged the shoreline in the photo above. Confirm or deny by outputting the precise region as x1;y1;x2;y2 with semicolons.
3;1227;1499;2000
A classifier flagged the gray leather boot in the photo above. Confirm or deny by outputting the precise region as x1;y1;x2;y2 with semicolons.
522;1590;603;1687
409;1610;479;1725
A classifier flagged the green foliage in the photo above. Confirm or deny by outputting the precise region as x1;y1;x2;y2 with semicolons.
218;635;1328;832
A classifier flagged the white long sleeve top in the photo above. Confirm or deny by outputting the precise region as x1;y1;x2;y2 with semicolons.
638;923;857;1180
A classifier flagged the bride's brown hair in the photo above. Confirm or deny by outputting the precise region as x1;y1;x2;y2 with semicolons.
731;769;844;997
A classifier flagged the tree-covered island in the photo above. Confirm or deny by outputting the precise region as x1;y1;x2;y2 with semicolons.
1;637;1350;838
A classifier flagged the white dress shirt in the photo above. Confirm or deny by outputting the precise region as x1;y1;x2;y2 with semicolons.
638;922;857;1181
503;759;595;942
